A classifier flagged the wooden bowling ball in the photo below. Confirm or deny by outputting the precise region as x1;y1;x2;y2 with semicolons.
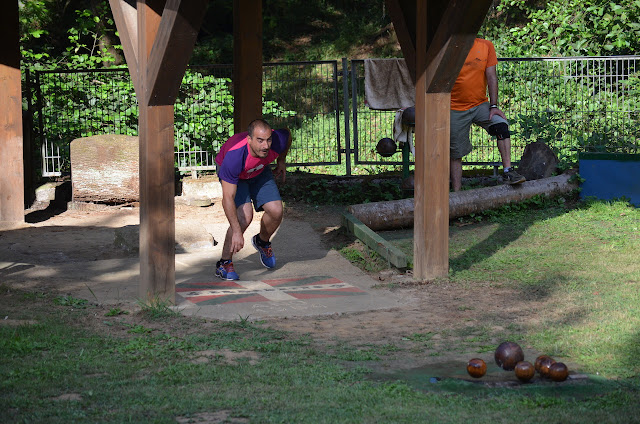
548;362;569;382
514;361;535;382
534;355;553;372
494;341;525;371
467;358;487;378
538;357;556;378
376;138;397;157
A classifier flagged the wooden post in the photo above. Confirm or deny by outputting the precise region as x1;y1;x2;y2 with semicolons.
0;1;24;228
233;0;263;132
111;0;207;303
413;1;449;279
387;0;493;280
137;0;173;303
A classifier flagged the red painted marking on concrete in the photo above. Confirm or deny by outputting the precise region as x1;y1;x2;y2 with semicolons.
176;281;244;292
222;294;270;304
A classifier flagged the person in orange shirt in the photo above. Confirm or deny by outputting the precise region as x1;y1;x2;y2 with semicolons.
450;38;525;191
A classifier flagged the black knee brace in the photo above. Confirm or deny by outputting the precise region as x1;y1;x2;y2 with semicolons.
487;122;510;140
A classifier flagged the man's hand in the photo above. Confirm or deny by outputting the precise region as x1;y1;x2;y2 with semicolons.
230;229;244;254
490;106;507;120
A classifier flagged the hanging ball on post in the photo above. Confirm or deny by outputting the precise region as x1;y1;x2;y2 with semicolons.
376;137;397;157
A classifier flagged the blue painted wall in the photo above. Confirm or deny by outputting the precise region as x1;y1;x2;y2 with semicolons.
579;153;640;206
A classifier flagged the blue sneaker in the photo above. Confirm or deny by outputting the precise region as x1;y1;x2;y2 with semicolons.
216;260;239;280
252;234;276;269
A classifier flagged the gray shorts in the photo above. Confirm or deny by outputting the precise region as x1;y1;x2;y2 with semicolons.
450;102;509;159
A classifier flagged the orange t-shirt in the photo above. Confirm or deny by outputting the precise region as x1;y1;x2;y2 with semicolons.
450;38;498;111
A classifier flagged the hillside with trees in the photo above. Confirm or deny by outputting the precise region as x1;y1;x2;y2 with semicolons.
18;0;640;70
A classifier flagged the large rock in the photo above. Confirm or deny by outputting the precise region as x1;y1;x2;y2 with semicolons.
71;135;139;203
517;141;558;181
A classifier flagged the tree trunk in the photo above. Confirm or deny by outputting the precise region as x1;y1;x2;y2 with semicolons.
347;172;577;231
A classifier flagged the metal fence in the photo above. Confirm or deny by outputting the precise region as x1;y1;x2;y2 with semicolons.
349;56;640;168
29;55;640;177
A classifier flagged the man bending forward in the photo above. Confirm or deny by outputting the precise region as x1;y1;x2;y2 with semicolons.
214;119;292;280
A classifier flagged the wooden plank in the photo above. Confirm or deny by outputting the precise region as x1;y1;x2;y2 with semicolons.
342;213;408;269
145;0;208;105
0;1;24;227
233;0;263;132
109;0;140;93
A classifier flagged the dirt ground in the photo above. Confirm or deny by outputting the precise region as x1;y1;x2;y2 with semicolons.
2;197;549;374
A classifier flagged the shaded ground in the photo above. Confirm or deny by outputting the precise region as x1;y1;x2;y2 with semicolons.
1;195;565;378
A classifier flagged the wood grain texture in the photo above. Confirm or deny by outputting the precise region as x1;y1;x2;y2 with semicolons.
233;0;263;132
0;1;25;225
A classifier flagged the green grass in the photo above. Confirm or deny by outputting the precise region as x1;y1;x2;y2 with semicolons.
384;198;640;380
2;295;639;423
3;198;640;422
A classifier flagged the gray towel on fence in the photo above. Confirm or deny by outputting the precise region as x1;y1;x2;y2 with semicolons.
364;58;415;110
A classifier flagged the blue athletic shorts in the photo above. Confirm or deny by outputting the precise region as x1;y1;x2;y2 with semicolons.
234;167;281;212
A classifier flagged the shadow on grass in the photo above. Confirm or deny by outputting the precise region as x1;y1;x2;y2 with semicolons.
448;206;568;273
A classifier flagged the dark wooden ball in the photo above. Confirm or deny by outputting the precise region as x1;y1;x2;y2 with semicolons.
534;355;553;372
467;358;487;378
376;137;397;157
494;341;525;371
539;357;556;378
548;362;569;382
514;361;535;382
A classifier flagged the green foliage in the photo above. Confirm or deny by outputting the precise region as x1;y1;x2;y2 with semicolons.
53;295;89;309
19;0;122;70
482;0;640;57
281;176;408;205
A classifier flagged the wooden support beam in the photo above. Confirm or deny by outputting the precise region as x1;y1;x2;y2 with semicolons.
411;0;493;280
112;0;207;303
385;0;417;83
0;1;25;228
233;0;263;132
109;0;140;93
138;104;176;301
145;0;208;105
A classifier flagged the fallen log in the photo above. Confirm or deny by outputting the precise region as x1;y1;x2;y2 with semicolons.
347;172;577;231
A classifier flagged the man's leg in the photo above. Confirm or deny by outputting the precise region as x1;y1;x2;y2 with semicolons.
216;202;253;280
497;136;511;169
221;202;253;260
450;157;463;192
259;200;283;242
250;169;283;269
450;108;475;192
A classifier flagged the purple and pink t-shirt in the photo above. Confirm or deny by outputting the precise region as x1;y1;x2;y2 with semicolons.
215;129;289;184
